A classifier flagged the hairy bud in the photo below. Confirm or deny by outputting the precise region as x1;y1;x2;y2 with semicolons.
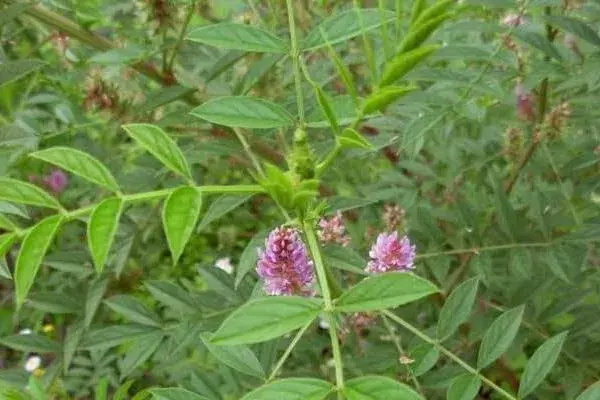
544;102;571;139
288;128;316;180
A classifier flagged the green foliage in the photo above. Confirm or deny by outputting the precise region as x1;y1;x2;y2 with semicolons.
1;0;599;399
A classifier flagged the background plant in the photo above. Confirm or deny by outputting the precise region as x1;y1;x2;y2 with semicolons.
1;0;600;399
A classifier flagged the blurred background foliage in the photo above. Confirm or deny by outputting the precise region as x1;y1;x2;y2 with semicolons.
1;0;600;399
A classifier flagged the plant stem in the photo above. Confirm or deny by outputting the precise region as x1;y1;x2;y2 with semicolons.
378;0;392;62
232;128;266;178
353;0;378;84
382;310;518;400
285;0;305;125
541;142;581;226
416;241;553;259
247;0;266;26
267;319;313;382
304;222;344;398
14;185;265;238
446;1;549;291
304;223;333;308
482;299;600;378
166;1;196;72
395;0;404;41
316;142;342;177
381;315;424;395
24;4;175;87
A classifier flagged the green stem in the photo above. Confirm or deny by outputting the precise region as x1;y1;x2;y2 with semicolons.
541;142;581;226
24;4;172;86
482;300;600;378
15;185;265;238
381;315;424;395
304;223;333;307
304;222;344;398
353;0;378;84
247;0;266;26
285;0;305;125
166;1;196;72
268;319;313;382
233;128;266;178
382;310;518;400
162;29;168;73
231;129;293;222
395;0;404;41
121;188;174;203
415;241;554;260
379;0;392;62
316;142;342;177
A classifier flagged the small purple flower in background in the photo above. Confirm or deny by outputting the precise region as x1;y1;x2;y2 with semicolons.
366;231;416;273
43;169;69;194
256;226;314;296
318;211;350;247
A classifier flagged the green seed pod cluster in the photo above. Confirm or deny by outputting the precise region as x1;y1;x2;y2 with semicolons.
288;128;316;180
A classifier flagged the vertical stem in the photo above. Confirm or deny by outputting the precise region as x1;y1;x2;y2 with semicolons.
396;0;404;41
167;1;196;71
267;0;278;29
304;223;333;307
379;0;392;61
541;142;581;225
537;7;555;123
286;0;305;125
353;0;378;85
304;222;345;398
162;29;168;73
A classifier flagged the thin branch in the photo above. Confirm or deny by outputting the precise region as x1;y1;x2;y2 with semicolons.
24;4;177;87
383;311;518;400
416;241;553;260
268;320;312;382
166;1;196;72
381;315;424;396
285;0;305;125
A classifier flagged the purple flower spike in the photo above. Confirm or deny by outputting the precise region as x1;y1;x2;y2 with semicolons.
366;232;416;273
256;226;315;296
43;169;69;194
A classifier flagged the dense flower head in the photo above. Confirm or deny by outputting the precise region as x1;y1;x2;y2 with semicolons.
256;226;314;296
43;169;69;194
366;232;416;273
318;211;350;247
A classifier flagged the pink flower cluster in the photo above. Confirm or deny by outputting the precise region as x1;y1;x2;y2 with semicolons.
366;231;416;273
318;211;350;247
256;216;417;296
256;226;314;296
